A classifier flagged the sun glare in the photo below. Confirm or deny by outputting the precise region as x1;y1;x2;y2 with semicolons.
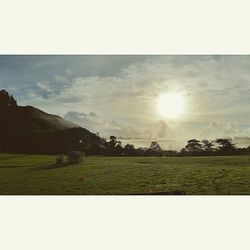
157;93;185;119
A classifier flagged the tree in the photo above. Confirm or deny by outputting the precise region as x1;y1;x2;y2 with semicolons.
149;141;162;152
0;90;18;107
164;150;178;157
148;141;163;156
184;139;203;155
67;151;84;164
56;154;64;165
114;140;123;156
202;139;215;154
9;95;17;107
180;148;187;156
0;90;10;107
124;144;136;156
107;136;123;155
215;138;236;155
109;136;117;150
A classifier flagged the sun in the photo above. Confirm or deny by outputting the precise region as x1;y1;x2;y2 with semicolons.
157;93;185;119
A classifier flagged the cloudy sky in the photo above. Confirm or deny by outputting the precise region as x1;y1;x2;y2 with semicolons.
1;55;250;142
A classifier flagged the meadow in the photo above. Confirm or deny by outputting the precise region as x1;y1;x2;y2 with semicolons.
0;153;250;195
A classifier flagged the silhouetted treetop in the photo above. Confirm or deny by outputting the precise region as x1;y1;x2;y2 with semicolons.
149;141;162;152
0;90;17;107
202;139;215;152
185;139;203;153
215;138;236;154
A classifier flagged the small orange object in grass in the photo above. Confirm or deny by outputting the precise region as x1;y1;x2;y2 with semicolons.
79;175;86;182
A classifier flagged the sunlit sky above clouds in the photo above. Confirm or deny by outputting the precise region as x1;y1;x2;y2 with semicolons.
1;55;250;141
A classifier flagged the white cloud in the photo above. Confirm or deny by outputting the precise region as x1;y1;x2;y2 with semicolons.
200;121;239;139
6;55;250;141
36;81;53;94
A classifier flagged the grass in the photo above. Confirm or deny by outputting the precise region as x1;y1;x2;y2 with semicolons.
0;153;250;194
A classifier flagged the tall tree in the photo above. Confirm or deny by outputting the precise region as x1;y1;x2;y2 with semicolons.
124;144;136;156
9;95;17;107
149;141;162;152
114;140;123;156
184;139;203;154
107;136;118;155
148;141;163;156
202;139;215;153
215;138;236;154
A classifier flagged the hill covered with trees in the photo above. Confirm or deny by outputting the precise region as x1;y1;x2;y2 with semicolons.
0;90;106;154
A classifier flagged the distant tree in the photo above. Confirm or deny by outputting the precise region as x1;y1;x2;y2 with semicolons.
148;141;163;156
124;144;136;156
67;151;84;164
237;147;249;155
184;139;203;155
202;139;215;154
107;136;124;155
164;150;178;157
56;154;64;165
149;141;162;152
180;148;187;156
114;140;123;156
136;147;148;156
0;90;10;107
109;136;117;150
9;95;17;107
215;138;236;155
0;90;18;108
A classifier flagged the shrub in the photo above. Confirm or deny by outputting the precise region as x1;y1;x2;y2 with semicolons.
67;151;84;164
55;155;64;165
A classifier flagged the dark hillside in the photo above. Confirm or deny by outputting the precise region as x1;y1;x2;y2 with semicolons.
0;90;106;154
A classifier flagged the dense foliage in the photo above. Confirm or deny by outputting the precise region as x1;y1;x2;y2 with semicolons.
103;136;250;157
0;90;106;154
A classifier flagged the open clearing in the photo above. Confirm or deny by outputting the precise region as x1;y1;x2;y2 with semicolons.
0;153;250;195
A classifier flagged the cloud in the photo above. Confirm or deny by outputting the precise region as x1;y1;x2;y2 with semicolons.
200;121;239;139
224;122;238;137
157;120;172;138
63;110;149;138
36;81;53;94
64;110;174;139
2;55;250;142
64;111;106;134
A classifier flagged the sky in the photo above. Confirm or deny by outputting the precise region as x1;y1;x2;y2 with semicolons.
1;55;250;143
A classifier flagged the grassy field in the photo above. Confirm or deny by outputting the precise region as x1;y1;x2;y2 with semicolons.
0;153;250;195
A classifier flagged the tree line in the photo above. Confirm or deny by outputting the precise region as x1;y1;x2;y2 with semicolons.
102;136;250;157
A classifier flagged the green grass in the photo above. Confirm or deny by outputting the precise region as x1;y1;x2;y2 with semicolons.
0;153;250;194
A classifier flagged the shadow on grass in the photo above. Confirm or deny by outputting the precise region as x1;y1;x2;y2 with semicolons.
0;164;46;169
32;162;75;171
0;154;26;161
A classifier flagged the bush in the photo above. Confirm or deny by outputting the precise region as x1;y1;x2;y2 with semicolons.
55;155;64;165
67;151;84;164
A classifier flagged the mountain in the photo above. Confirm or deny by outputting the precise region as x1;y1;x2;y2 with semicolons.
0;90;107;154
